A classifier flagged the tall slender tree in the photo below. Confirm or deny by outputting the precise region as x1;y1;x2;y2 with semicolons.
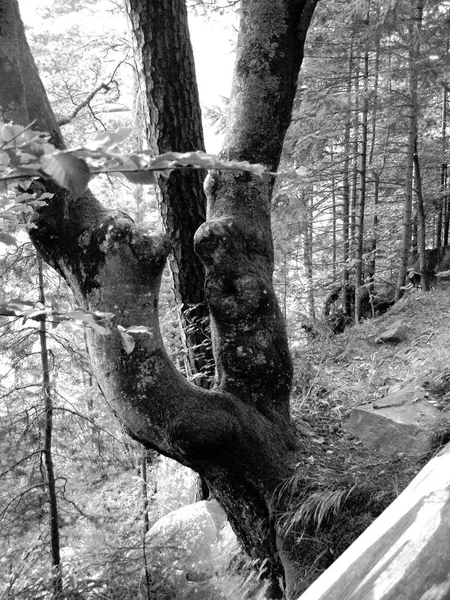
37;254;63;599
396;0;424;299
354;7;370;322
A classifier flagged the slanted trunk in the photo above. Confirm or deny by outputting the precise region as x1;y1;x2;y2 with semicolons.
1;0;319;597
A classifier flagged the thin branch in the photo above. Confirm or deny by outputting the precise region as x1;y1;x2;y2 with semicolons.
57;82;113;126
0;483;47;521
52;403;125;444
0;450;43;479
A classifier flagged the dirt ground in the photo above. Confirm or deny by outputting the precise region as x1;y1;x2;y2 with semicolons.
285;288;450;592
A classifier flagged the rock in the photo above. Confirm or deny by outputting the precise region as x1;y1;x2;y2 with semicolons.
346;381;442;456
375;319;408;344
140;499;268;600
372;380;428;409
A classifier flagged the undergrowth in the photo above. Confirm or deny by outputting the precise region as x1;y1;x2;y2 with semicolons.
278;289;450;593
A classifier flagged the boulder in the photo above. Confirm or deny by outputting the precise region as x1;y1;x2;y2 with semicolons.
375;320;408;344
141;499;268;600
346;380;442;456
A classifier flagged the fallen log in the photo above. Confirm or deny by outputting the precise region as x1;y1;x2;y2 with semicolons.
298;442;450;600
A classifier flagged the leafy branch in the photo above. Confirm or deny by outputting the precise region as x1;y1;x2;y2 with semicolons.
0;122;306;200
0;300;152;354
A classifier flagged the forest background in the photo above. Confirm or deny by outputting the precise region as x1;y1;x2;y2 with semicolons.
1;0;450;598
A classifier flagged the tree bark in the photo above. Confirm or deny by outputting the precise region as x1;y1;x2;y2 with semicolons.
37;255;63;599
350;53;360;245
441;79;448;248
126;0;212;383
367;38;380;297
395;0;423;300
303;191;315;319
355;24;369;323
1;0;319;596
413;140;428;291
342;43;353;316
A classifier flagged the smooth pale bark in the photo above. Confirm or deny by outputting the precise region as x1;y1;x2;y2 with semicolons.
1;0;318;596
298;442;450;600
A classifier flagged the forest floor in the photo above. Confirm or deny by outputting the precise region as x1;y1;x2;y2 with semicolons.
286;287;450;592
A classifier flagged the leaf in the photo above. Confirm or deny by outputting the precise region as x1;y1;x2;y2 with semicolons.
146;150;267;177
0;150;10;166
8;204;34;213
125;325;153;335
0;232;18;246
22;308;47;319
63;309;112;335
121;170;157;185
40;152;90;198
85;128;133;151
119;330;135;354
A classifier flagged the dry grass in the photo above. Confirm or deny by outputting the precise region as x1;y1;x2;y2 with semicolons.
277;289;450;593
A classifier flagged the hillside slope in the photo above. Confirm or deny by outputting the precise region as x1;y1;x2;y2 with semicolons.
285;289;450;592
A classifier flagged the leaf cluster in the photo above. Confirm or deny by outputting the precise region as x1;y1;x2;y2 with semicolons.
0;123;272;201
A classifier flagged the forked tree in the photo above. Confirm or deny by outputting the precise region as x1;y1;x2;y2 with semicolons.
0;0;318;597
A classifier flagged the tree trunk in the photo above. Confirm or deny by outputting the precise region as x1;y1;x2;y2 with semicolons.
395;0;423;300
298;442;450;600
413;140;428;291
140;449;152;599
330;146;337;280
37;255;63;599
1;0;319;596
367;38;381;297
303;190;315;319
126;0;212;384
441;80;449;247
350;54;360;246
367;173;379;298
342;44;353;316
354;30;369;324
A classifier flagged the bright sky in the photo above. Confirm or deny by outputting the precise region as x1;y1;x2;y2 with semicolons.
18;0;236;153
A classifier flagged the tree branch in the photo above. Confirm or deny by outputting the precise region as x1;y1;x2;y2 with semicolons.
57;82;112;126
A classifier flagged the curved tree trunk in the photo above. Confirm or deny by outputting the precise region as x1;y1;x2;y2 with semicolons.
0;0;318;597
